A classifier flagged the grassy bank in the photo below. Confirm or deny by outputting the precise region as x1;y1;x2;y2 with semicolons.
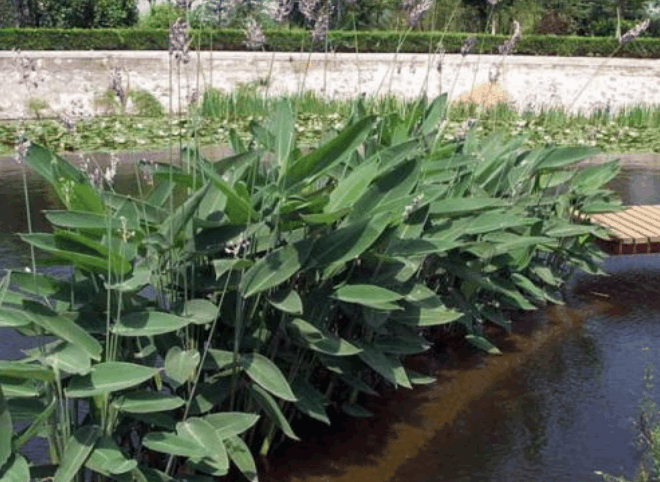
3;91;660;157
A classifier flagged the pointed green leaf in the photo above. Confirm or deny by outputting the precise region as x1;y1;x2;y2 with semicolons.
292;380;330;425
164;347;200;386
85;436;137;476
0;387;11;468
240;240;313;298
537;145;601;170
204;413;260;439
198;162;257;224
224;436;257;482
429;197;507;218
356;344;412;389
180;299;218;325
248;383;299;441
53;425;101;482
325;160;379;214
284;116;377;190
113;392;185;414
332;284;402;310
22;300;102;361
142;432;208;458
112;311;192;337
274;99;295;181
0;363;54;382
177;418;228;471
0;454;29;482
44;211;141;232
465;334;502;355
241;353;296;402
342;403;373;418
66;362;158;398
44;343;91;375
288;318;361;356
269;290;303;315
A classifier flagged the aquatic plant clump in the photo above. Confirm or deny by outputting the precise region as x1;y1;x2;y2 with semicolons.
0;90;623;482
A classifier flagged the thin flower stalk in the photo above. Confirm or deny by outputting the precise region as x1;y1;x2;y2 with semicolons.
498;20;521;55
461;36;477;56
311;7;332;44
405;0;433;28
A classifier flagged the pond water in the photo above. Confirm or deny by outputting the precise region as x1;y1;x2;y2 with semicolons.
1;151;660;482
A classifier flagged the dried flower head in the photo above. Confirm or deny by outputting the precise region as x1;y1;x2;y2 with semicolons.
14;135;30;165
453;118;477;142
299;0;321;23
79;155;104;189
461;36;477;56
110;67;127;106
104;153;119;186
175;0;193;9
138;158;155;186
488;64;500;83
58;99;88;133
487;0;498;5
620;18;651;45
311;6;332;43
498;20;521;55
244;18;266;50
12;49;44;90
268;0;294;23
169;18;191;64
406;0;433;28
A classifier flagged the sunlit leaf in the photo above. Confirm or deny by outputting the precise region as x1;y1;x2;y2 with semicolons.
66;363;158;398
248;383;299;441
204;412;260;439
113;392;185;414
164;347;200;386
53;425;101;482
241;353;296;402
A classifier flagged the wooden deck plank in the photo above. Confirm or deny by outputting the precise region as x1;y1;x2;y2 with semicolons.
596;213;651;243
620;207;660;242
590;213;646;243
606;210;660;241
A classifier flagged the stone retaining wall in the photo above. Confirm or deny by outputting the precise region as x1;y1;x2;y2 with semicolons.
1;50;660;120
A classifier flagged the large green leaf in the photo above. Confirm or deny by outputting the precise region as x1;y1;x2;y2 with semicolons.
536;145;601;170
0;454;29;482
44;343;91;375
248;383;299;441
112;311;193;336
288;318;361;356
0;387;11;468
429;197;507;218
203;412;260;439
465;335;502;355
22;301;102;360
113;392;185;414
284;115;377;190
164;347;200;386
66;362;158;398
324;160;379;214
158;183;210;243
180;299;218;325
198;162;257;224
19;233;131;276
273;99;296;182
0;307;32;328
572;159;620;193
291;379;330;425
332;284;403;310
44;211;141;232
307;212;390;268
268;289;303;315
224;436;257;482
239;240;313;298
177;418;228;474
53;425;101;482
142;433;208;458
240;353;296;402
356;343;412;389
85;436;137;476
0;363;54;383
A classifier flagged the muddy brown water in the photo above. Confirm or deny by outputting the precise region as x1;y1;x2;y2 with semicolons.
1;150;660;482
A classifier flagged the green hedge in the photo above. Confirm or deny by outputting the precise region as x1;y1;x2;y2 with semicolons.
1;27;659;57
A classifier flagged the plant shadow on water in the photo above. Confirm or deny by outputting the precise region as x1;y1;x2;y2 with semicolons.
262;252;660;482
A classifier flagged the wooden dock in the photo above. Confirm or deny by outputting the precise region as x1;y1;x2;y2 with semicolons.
585;205;660;255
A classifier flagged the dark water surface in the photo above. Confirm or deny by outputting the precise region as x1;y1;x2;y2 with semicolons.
2;152;660;482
